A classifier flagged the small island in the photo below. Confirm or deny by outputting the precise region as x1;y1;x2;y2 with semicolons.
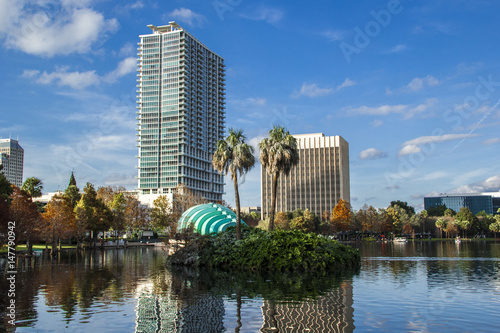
169;226;360;273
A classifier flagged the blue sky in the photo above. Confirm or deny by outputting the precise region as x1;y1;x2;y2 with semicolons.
1;0;499;211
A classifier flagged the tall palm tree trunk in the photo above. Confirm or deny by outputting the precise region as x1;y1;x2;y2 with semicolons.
234;174;241;240
269;173;279;231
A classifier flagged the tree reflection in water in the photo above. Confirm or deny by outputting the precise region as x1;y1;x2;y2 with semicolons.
0;248;359;332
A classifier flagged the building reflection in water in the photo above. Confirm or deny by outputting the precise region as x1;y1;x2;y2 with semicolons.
134;277;225;332
260;282;354;333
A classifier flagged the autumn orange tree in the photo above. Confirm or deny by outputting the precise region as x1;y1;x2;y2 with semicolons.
9;187;41;253
124;194;150;236
42;194;75;255
330;198;352;232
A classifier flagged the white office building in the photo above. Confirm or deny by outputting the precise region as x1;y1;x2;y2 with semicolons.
261;133;350;218
136;22;225;205
0;138;24;187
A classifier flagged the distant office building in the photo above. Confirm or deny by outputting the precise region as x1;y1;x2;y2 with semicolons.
0;138;24;187
240;206;261;215
261;133;350;218
136;22;225;205
424;192;500;215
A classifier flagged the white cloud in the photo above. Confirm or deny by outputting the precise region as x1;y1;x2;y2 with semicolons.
385;44;407;54
406;75;439;91
23;66;100;89
22;57;136;89
115;1;144;14
293;83;333;98
417;171;450;181
448;175;500;194
398;144;421;156
483;138;500;145
118;42;135;57
338;78;356;89
405;98;438;119
403;133;479;146
241;7;284;24
2;2;119;57
359;148;388;160
399;133;479;156
105;57;137;83
167;8;206;27
322;29;346;42
231;97;267;107
347;104;408;116
293;78;355;98
371;119;383;127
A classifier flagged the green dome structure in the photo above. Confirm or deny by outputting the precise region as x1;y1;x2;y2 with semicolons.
177;203;247;235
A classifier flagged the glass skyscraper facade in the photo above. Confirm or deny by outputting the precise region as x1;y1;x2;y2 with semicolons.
424;194;499;215
137;22;225;203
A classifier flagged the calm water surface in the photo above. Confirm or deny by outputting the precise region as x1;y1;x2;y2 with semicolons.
1;241;500;332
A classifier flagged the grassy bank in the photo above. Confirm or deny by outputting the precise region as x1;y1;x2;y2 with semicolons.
169;227;360;272
0;244;77;253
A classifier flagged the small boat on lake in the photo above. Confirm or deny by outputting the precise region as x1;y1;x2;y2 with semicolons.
455;237;461;244
393;237;407;243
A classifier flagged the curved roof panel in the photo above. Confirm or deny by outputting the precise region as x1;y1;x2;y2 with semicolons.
177;203;246;235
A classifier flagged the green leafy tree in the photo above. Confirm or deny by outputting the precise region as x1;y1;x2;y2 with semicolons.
444;208;456;217
476;211;494;235
259;126;299;231
69;171;77;187
151;195;175;235
408;213;422;234
75;182;111;246
390;200;415;215
455;207;478;237
64;171;81;208
386;205;409;234
0;165;13;201
110;192;127;238
490;215;500;237
21;177;43;199
212;128;255;240
427;204;447;216
290;209;316;233
65;185;81;208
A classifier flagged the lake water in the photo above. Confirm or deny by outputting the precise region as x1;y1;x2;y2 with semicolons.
1;240;500;332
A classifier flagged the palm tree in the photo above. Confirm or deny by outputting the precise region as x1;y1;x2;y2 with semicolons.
21;177;43;199
212;128;255;240
259;125;299;231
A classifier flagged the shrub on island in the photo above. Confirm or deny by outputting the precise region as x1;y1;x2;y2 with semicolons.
168;227;360;272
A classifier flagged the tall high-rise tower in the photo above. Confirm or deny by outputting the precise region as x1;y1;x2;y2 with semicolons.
137;22;225;204
0;138;24;187
261;133;350;218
